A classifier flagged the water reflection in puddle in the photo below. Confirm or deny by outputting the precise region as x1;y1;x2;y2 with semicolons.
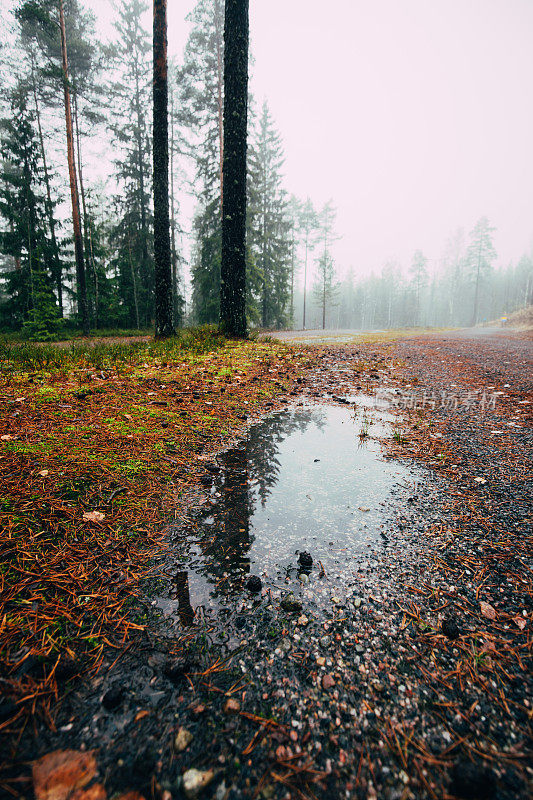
160;400;419;623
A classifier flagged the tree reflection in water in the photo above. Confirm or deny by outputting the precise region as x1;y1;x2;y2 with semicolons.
191;408;325;599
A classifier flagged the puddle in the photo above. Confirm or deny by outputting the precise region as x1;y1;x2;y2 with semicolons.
157;399;421;626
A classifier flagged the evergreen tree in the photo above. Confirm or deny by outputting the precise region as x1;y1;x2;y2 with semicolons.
298;198;319;329
108;0;153;327
466;216;496;325
248;102;291;329
313;200;338;329
0;85;59;336
179;0;224;323
409;249;428;326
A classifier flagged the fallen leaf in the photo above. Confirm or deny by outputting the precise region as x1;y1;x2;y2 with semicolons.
115;794;145;800
82;511;105;523
70;786;106;800
134;709;150;722
512;615;526;631
480;601;497;620
33;750;97;800
1;434;14;441
39;470;49;477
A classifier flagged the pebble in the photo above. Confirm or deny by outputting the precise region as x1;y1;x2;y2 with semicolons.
280;595;302;613
224;698;241;714
174;727;193;752
322;673;335;690
101;686;124;711
182;768;214;799
246;575;262;593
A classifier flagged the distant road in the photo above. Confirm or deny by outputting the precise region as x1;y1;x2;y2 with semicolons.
264;326;517;344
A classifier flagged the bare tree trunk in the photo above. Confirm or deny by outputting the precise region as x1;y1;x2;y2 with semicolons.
59;0;88;334
471;245;482;326
73;92;98;327
153;0;174;337
169;82;182;328
303;233;308;329
133;58;150;322
30;51;63;315
220;0;249;338
215;0;224;212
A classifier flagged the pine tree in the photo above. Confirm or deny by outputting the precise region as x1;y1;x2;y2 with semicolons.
313;200;338;329
179;0;225;323
220;0;249;337
108;0;153;327
466;216;496;326
0;85;59;336
248;102;291;329
409;250;428;326
298;198;319;329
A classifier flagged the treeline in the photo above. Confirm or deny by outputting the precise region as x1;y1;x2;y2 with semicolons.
294;218;533;330
0;0;531;337
0;0;316;336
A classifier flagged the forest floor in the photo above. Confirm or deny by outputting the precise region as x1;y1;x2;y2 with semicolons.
0;328;531;800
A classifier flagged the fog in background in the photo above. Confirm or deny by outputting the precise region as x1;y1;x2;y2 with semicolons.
94;0;533;279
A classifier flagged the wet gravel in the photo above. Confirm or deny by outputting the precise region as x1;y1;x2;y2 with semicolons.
3;330;532;800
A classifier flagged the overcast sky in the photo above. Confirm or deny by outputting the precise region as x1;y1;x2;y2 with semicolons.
32;0;533;279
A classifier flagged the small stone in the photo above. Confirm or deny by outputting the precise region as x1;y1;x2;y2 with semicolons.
224;698;241;714
319;636;330;648
298;573;309;584
163;658;189;683
174;727;193;752
449;762;496;799
182;769;214;799
101;686;124;711
280;595;302;613
246;575;262;593
442;615;460;640
322;673;335;690
353;597;362;609
316;656;326;666
0;698;17;722
297;615;309;626
298;551;313;568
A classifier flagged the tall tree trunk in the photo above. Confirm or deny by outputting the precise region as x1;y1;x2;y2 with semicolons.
169;82;182;327
153;0;174;337
59;0;88;334
73;92;98;327
471;245;482;326
30;52;63;315
214;0;224;212
220;0;249;338
133;60;150;323
303;233;308;329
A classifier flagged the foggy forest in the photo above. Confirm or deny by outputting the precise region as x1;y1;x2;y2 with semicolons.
1;2;532;800
0;0;531;337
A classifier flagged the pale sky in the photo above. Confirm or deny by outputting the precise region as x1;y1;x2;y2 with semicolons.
5;0;532;281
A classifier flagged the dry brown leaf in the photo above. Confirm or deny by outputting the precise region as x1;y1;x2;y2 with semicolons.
480;601;497;620
70;785;106;800
33;750;97;800
512;615;527;630
134;709;150;722
82;511;105;523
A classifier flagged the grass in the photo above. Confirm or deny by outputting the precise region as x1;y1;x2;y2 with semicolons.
0;325;225;374
0;330;316;689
